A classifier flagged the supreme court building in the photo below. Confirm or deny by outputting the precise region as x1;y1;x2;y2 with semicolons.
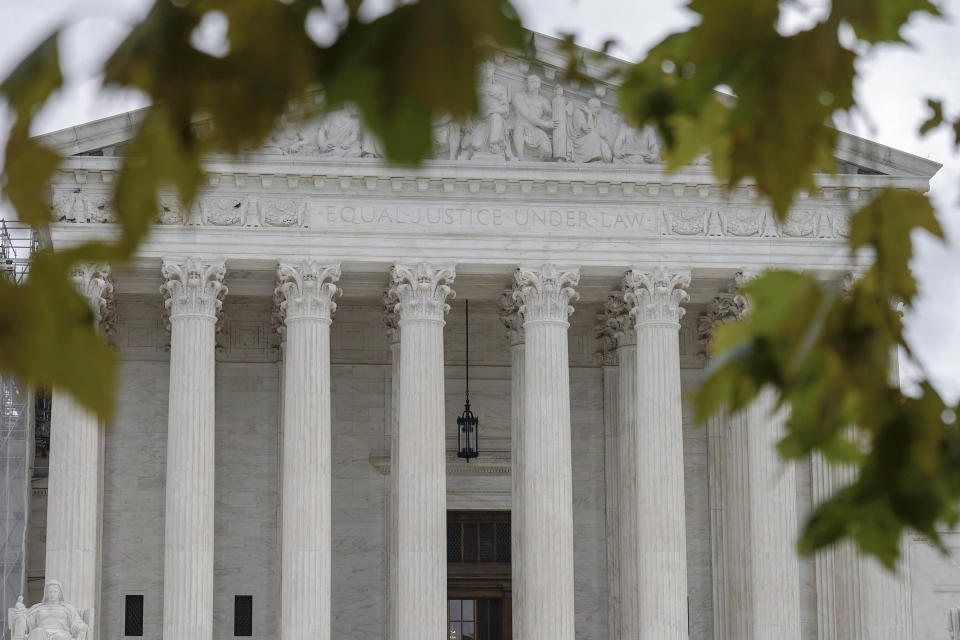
21;34;957;640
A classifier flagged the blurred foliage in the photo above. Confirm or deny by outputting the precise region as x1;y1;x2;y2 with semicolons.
0;0;956;565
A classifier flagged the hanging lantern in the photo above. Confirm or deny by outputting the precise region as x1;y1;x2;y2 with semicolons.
457;300;479;461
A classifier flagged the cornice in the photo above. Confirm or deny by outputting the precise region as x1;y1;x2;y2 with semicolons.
52;155;931;196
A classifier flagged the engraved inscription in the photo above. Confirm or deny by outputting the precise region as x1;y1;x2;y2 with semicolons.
318;204;657;234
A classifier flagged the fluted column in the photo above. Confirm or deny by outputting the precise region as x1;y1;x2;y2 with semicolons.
698;286;748;640
700;273;802;639
724;408;753;639
46;264;113;637
388;263;455;640
622;266;690;639
512;264;579;640
596;298;621;640
160;257;226;640
860;345;911;639
746;389;802;637
812;453;864;640
384;290;400;640
602;294;641;640
275;261;341;640
500;294;525;640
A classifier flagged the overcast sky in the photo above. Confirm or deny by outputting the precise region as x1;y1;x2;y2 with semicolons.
0;0;957;400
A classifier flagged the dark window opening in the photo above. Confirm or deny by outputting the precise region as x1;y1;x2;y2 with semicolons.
234;595;253;637
447;511;510;565
124;595;143;637
448;598;503;640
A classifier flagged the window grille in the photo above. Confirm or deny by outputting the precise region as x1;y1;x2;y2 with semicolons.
446;511;510;565
124;595;143;637
234;595;253;636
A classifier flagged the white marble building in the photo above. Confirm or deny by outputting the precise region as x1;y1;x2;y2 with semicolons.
23;34;958;640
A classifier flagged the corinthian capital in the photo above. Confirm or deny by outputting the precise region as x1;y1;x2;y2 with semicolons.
600;292;635;348
513;264;580;325
160;257;227;320
382;288;401;343
275;261;341;324
697;270;754;355
388;263;456;322
71;263;115;335
623;266;690;326
499;290;524;346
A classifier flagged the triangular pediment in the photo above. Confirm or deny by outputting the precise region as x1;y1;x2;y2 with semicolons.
36;32;939;179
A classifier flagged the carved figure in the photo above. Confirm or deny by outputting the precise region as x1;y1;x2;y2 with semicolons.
8;581;90;640
360;128;383;158
613;123;660;164
551;86;568;161
433;116;462;160
316;107;363;158
460;61;513;159
568;98;612;163
263;114;307;155
510;74;554;161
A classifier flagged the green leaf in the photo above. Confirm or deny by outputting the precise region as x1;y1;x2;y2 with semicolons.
0;32;64;228
848;189;942;303
620;12;853;217
0;252;117;419
2;133;62;228
112;107;204;254
834;0;940;44
0;32;63;121
919;98;943;136
316;0;526;163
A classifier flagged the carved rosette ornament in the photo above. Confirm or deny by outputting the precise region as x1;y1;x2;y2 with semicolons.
513;265;580;325
499;290;524;346
275;261;342;324
71;263;115;335
388;263;456;323
623;266;691;326
160;258;227;321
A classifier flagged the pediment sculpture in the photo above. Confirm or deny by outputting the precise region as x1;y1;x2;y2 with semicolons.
255;62;667;166
8;581;91;640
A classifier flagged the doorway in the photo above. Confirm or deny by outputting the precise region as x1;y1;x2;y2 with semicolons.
447;511;512;640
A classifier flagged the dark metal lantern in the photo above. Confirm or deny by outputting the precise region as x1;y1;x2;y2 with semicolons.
457;300;479;461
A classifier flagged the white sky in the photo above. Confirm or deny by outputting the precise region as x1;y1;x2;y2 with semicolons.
0;0;957;401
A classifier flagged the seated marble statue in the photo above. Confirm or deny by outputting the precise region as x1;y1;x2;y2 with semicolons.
316;107;363;158
8;581;89;640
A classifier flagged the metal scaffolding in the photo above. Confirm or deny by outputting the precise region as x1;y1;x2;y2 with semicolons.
0;220;37;639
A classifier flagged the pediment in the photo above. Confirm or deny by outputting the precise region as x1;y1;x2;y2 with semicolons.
37;32;939;179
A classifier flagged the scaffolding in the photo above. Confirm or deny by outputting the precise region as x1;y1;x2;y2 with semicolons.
0;220;37;640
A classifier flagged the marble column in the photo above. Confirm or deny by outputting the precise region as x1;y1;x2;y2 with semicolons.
388;263;455;640
500;293;525;640
700;274;802;639
598;294;634;640
746;389;802;638
812;453;864;640
860;345;911;639
160;257;226;640
384;290;400;640
622;266;690;640
46;264;113;637
512;264;579;640
275;261;341;640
